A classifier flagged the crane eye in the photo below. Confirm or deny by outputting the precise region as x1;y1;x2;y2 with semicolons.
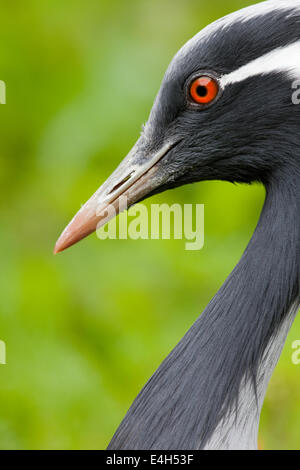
189;76;219;105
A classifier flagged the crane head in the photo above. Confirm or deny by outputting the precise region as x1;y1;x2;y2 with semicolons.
54;0;300;254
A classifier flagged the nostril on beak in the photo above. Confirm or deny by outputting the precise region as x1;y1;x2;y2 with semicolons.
108;172;135;195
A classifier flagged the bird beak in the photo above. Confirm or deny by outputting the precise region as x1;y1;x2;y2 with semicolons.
54;139;177;254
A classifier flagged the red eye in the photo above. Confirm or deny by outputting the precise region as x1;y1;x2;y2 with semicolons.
189;76;219;105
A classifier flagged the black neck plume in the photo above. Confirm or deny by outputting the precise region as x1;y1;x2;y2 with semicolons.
108;165;300;450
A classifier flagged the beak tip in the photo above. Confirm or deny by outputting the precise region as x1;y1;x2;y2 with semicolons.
53;215;97;255
53;227;72;255
53;237;66;255
53;244;61;255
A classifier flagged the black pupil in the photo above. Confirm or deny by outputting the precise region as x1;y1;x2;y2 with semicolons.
196;85;208;97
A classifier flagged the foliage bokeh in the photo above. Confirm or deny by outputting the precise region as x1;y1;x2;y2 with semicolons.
0;0;299;449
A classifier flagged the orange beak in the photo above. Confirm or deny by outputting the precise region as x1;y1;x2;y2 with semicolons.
54;140;177;254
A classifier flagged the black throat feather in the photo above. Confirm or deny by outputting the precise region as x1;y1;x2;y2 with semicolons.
107;164;300;450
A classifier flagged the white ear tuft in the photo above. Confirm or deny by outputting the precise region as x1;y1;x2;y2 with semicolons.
221;41;300;87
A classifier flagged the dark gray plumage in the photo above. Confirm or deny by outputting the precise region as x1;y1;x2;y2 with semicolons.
55;0;300;450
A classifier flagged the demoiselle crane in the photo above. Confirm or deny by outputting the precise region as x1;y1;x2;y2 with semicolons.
54;0;300;450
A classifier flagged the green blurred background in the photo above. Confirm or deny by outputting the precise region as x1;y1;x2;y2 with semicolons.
0;0;299;450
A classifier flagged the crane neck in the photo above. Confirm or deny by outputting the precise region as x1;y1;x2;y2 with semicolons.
108;166;300;450
203;166;300;448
